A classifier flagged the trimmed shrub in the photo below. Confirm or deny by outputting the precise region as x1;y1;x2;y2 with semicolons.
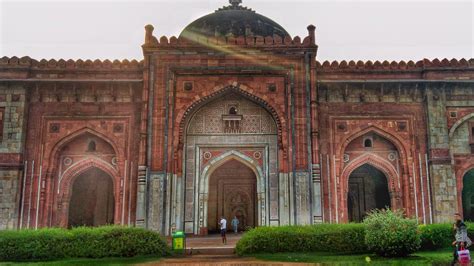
364;209;421;257
0;226;170;262
419;223;453;250
236;223;367;256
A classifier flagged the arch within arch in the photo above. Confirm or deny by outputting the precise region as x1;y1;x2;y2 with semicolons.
178;85;284;147
347;164;391;222
341;154;401;222
56;159;119;227
339;126;407;164
68;167;115;227
49;127;120;160
196;150;265;234
449;113;474;138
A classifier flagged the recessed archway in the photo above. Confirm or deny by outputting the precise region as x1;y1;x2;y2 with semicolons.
462;169;474;221
207;159;257;233
68;167;115;227
347;164;391;222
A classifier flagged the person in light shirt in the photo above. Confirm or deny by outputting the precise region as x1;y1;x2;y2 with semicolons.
219;216;227;244
231;216;239;234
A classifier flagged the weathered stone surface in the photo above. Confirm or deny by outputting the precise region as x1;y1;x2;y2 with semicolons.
0;1;473;233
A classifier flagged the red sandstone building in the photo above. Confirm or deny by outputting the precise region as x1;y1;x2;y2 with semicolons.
0;0;473;234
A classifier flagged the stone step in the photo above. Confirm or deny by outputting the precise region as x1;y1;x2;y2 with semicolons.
186;246;236;256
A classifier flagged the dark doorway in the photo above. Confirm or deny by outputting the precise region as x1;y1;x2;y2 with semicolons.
207;159;257;233
347;164;391;222
462;169;474;221
68;168;114;227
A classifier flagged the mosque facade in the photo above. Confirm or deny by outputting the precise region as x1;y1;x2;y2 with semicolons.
0;0;473;234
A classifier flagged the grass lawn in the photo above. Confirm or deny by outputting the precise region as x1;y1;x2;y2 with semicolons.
252;249;454;265
0;256;161;266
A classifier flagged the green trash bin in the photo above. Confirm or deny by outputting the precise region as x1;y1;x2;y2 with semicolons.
172;231;186;255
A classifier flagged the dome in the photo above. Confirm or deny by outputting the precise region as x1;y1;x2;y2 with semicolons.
179;0;290;40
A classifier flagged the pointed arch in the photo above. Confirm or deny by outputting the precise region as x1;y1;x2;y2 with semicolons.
342;153;400;194
56;158;118;227
340;125;407;164
449;112;474;138
341;153;402;222
50;127;119;159
201;150;264;194
178;84;284;147
58;158;118;198
196;150;266;234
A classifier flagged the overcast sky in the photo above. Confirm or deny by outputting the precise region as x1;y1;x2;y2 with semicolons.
0;0;472;62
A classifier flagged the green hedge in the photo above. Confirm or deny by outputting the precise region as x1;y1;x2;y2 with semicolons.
0;226;170;262
235;224;367;256
419;222;474;250
237;223;471;256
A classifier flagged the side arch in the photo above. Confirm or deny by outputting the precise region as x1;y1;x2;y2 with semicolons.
43;127;121;228
449;112;474;138
56;158;119;227
339;126;408;163
341;153;402;222
342;153;400;194
49;127;120;159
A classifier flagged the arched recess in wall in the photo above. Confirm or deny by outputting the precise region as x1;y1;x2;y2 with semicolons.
44;128;120;228
340;129;404;222
199;150;265;233
176;84;284;155
68;167;115;227
449;113;474;138
450;113;474;216
462;169;474;221
346;163;391;222
339;126;408;167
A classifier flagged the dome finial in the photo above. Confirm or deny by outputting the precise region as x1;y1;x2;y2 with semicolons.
229;0;242;7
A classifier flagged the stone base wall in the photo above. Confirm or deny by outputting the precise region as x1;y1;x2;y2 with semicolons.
0;169;21;230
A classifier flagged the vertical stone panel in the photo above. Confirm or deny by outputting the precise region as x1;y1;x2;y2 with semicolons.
426;87;457;222
135;166;147;228
147;172;165;232
0;170;21;230
0;85;27;230
278;172;290;225
295;171;311;225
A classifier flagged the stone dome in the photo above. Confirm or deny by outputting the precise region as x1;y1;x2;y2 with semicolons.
179;0;290;40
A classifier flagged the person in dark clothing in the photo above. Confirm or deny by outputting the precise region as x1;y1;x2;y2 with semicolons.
452;213;471;265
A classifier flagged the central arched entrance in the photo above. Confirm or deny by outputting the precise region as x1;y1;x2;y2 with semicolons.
182;89;278;235
68;168;115;227
207;159;257;233
462;169;474;221
347;164;391;222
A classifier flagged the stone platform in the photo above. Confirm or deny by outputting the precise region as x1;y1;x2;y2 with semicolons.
177;234;241;256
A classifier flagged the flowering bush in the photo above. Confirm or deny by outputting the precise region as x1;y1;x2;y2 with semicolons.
363;209;421;257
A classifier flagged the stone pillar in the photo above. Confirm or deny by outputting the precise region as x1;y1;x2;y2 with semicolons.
278;172;290;225
425;86;457;222
135;166;147;228
312;163;323;223
295;171;311;225
147;172;166;233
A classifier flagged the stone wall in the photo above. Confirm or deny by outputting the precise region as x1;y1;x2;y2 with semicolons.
0;85;26;152
0;85;27;230
426;87;457;223
0;169;21;229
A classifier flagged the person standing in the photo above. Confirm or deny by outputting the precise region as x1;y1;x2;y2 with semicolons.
231;216;239;234
451;213;472;265
219;216;227;245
